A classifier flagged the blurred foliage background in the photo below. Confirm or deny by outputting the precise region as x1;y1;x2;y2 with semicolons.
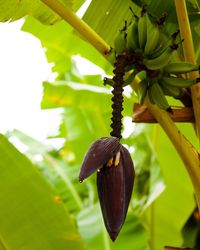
0;0;200;249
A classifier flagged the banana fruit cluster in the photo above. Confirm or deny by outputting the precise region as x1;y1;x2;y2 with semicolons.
113;10;200;110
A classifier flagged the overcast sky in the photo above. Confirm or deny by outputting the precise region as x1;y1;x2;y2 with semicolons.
0;20;62;143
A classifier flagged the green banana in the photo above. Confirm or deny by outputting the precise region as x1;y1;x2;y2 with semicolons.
114;30;126;54
138;78;148;104
147;29;179;60
138;12;147;49
143;46;175;70
147;42;168;60
126;20;139;52
160;82;183;97
144;14;160;55
147;34;171;59
149;82;171;111
161;76;200;88
163;62;200;74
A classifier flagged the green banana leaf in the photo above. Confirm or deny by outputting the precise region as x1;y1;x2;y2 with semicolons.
1;0;198;248
0;0;84;24
0;134;86;250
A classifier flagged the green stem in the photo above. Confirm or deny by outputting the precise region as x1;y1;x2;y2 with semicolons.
149;203;155;250
174;0;200;139
146;99;200;210
102;224;110;250
41;0;200;211
41;0;110;55
149;125;159;250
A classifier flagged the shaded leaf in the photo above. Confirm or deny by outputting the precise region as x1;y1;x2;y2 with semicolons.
123;124;165;214
151;124;196;249
182;209;200;247
7;129;87;214
111;213;150;250
77;204;149;250
77;204;102;241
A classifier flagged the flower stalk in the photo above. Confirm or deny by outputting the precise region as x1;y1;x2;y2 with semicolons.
174;0;200;139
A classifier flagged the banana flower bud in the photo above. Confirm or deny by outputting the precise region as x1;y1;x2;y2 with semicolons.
79;137;134;241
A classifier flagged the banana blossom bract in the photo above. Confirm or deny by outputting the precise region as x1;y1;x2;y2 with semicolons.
79;137;135;241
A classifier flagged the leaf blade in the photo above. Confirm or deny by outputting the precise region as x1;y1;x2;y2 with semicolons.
0;134;85;250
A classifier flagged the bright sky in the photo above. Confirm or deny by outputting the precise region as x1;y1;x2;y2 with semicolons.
0;20;62;142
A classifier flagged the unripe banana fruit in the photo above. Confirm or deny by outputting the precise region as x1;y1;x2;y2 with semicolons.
160;82;183;97
114;31;126;55
163;62;200;74
138;12;147;50
126;21;139;51
144;15;160;55
143;46;176;70
161;76;200;88
149;82;171;111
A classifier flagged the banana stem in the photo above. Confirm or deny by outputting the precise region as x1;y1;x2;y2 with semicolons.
41;0;200;210
41;0;110;55
174;0;200;140
146;99;200;210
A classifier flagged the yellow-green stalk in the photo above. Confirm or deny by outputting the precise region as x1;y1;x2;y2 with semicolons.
174;0;200;140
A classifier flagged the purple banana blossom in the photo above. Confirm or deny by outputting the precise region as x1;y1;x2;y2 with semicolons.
79;137;134;241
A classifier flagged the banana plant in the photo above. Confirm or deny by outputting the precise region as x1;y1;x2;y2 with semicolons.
38;0;200;229
0;0;200;249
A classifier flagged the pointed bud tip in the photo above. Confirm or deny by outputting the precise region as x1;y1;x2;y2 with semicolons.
78;176;84;183
109;231;119;241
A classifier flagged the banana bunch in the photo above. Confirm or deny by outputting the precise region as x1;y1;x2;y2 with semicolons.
137;62;200;110
113;8;200;111
114;9;173;60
